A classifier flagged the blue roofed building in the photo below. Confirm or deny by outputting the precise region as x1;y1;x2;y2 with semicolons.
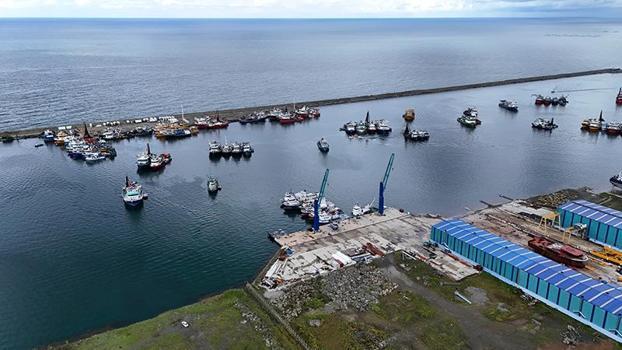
558;200;622;251
431;219;622;342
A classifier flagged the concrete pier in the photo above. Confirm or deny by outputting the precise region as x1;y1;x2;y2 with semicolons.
2;68;620;137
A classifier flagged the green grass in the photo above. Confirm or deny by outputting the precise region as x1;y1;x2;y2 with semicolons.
56;289;298;350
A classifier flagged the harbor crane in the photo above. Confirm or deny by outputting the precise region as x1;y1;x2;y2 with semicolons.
378;153;395;215
312;169;330;232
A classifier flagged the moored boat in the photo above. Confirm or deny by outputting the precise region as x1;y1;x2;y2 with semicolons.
498;99;518;112
137;144;152;169
535;95;545;105
528;237;588;268
278;113;297;125
610;172;622;189
231;142;242;157
344;121;356;135
375;119;392;135
209;141;222;157
617;88;622;105
403;124;430;141
221;143;233;157
605;122;622;135
242;142;254;157
531;118;558;131
294;105;309;119
207;118;229;129
309;108;320;118
41;129;55;143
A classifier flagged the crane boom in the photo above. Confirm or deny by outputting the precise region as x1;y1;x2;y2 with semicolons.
382;153;395;190
379;153;395;215
313;169;330;232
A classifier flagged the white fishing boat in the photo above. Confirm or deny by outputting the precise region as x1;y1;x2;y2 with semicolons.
122;176;145;207
207;177;221;193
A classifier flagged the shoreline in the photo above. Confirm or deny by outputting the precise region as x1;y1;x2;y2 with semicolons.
3;67;620;138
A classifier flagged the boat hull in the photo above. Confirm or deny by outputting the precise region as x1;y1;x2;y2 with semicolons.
528;240;587;268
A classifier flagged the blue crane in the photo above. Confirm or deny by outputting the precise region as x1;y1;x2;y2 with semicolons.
312;169;330;232
378;153;395;215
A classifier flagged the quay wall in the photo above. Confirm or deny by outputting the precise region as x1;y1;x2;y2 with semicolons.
3;68;620;137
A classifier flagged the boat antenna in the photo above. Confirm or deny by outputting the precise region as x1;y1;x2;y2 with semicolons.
404;123;410;135
365;111;370;124
125;176;130;187
83;122;91;138
147;143;151;155
599;110;604;122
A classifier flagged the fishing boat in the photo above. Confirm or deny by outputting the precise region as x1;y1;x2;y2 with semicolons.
356;122;368;135
585;111;605;132
558;95;568;106
403;124;430;141
231;142;242;157
531;118;558;131
375;120;392;135
457;116;478;128
535;95;545;105
367;122;377;134
605;122;622;135
137;144;152;169
278;113;297;125
463;107;479;118
543;96;552;106
267;108;284;121
122;176;145;207
528;237;588;268
610;172;622;189
85;152;105;163
498;100;518;112
194;116;210;129
294;105;309;119
309;108;320;118
403;108;415;122
209;141;222;157
207;118;229;129
207;177;221;193
317;138;330;153
344;121;356;135
221;143;233;157
617;88;622;105
42;130;55;143
352;202;372;216
149;154;165;171
242;142;254;157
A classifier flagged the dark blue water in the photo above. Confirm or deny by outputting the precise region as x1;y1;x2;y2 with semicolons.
2;18;622;350
1;18;621;131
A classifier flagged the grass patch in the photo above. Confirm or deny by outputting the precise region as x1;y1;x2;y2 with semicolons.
57;289;297;350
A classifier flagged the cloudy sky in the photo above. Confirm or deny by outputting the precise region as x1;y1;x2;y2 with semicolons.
0;0;620;17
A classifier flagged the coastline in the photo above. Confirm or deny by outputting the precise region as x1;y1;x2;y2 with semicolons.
3;67;620;138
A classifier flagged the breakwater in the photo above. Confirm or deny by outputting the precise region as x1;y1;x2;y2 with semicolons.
2;67;620;138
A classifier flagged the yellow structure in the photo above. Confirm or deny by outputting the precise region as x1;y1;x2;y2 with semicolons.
538;212;560;234
591;246;622;266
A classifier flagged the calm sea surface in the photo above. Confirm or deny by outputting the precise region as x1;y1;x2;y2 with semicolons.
1;18;622;349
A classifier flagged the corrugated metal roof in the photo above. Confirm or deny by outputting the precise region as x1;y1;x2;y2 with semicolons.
560;200;622;227
433;219;622;316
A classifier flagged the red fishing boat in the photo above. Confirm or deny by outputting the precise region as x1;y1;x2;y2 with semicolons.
207;118;229;129
535;95;545;105
617;88;622;105
528;237;588;268
278;113;297;125
309;108;320;118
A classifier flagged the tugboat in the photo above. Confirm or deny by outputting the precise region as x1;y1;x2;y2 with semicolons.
403;124;430;141
207;177;221;194
403;108;415;122
498;100;518;112
122;176;145;207
531;118;558;131
610;172;622;189
617;88;622;105
528;237;588;268
317;138;330;153
209;141;222;158
242;142;254;158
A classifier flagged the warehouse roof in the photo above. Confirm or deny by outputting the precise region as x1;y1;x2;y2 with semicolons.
433;219;622;316
559;200;622;228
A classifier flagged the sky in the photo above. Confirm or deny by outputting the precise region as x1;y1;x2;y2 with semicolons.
0;0;620;18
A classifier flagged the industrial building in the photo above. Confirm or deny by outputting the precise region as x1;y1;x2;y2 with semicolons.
558;200;622;251
431;219;622;342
